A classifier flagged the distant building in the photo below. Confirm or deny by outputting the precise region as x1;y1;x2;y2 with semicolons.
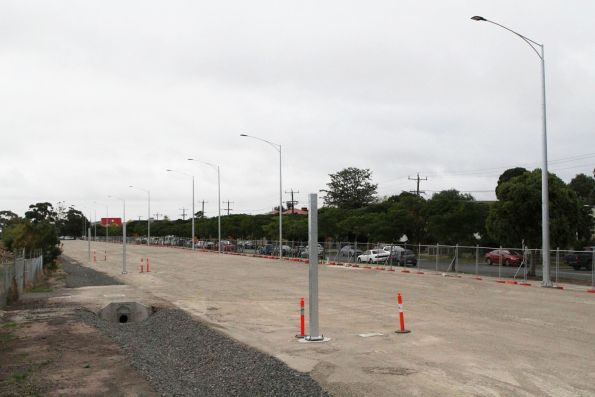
267;207;309;216
100;217;122;226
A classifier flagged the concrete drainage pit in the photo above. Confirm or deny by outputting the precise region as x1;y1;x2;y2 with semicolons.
99;302;153;324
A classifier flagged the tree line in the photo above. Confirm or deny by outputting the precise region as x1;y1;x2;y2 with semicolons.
2;167;594;255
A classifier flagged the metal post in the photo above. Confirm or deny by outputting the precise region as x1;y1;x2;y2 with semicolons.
475;244;479;276
87;227;91;262
147;190;151;246
435;243;439;271
555;247;559;285
499;245;502;280
122;199;127;274
192;176;195;250
306;193;323;341
539;45;552;287
455;243;459;273
279;146;283;260
106;206;109;241
218;166;221;254
524;244;528;283
591;249;594;290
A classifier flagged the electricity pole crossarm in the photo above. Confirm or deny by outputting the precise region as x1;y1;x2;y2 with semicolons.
408;173;428;196
222;201;234;216
285;189;300;214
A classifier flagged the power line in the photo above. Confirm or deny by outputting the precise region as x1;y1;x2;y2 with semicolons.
380;152;595;184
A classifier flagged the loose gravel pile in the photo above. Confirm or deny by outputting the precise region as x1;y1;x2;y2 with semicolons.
80;308;328;397
62;257;123;288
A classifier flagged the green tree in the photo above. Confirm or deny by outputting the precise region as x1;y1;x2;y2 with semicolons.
496;167;529;193
568;173;595;206
385;192;428;243
425;190;488;245
0;210;19;237
322;167;378;209
58;207;88;237
487;169;586;248
3;220;61;263
25;202;57;224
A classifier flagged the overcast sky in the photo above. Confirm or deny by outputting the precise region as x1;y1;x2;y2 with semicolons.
1;1;594;221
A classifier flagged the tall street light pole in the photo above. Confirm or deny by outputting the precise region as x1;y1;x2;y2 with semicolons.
240;133;283;260
129;185;151;246
108;195;127;274
471;15;552;287
166;169;195;250
188;158;221;254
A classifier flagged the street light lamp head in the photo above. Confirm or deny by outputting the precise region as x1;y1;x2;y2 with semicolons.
471;16;487;21
166;169;173;172
240;133;248;137
187;158;194;161
128;185;134;188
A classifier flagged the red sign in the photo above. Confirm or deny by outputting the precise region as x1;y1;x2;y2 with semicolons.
101;217;122;226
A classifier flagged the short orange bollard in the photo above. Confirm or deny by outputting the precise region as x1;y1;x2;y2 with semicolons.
395;292;410;334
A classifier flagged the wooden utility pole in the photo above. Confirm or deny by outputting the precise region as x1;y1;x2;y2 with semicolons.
408;173;427;196
285;188;299;214
222;201;234;216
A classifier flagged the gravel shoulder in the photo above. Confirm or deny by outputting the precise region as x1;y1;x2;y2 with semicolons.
61;255;124;288
81;308;328;396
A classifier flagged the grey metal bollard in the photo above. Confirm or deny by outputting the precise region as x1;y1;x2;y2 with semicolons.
306;193;323;342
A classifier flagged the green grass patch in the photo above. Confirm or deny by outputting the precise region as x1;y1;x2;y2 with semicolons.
12;372;28;382
29;286;52;293
1;322;19;329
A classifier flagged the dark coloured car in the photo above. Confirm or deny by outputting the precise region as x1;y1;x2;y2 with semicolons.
258;244;274;255
397;249;418;267
564;247;593;271
484;249;522;266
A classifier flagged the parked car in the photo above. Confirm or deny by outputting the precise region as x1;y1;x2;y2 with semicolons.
238;240;255;250
300;244;324;258
484;249;522;266
258;244;274;255
382;245;405;256
219;240;236;252
395;249;417;267
564;247;593;271
273;245;292;255
357;249;390;263
339;245;363;257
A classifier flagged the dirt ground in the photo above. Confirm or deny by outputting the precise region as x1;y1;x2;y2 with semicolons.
0;263;157;397
61;240;595;397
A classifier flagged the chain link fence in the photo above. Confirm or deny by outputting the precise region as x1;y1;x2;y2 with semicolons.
1;249;44;308
90;236;594;288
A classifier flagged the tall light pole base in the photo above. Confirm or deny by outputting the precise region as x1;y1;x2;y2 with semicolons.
299;336;330;343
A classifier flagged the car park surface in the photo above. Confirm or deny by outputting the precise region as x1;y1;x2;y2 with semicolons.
63;240;595;396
